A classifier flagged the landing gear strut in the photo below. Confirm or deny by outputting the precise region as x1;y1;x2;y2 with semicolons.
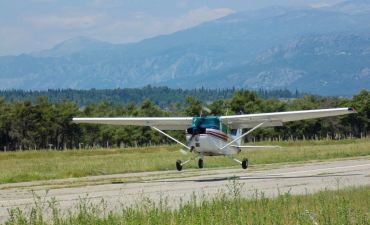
242;158;248;169
198;158;204;169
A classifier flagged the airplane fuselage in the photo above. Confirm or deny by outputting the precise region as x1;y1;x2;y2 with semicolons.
185;116;242;156
186;128;241;156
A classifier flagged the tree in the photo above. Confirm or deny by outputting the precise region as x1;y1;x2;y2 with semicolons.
208;99;228;116
54;101;81;149
184;96;203;116
345;90;370;136
0;98;11;150
230;91;262;114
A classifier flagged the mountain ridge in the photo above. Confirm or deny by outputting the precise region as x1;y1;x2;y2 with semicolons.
1;2;370;95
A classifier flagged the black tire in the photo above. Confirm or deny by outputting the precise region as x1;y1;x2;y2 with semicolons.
242;158;248;169
198;158;204;169
176;160;183;171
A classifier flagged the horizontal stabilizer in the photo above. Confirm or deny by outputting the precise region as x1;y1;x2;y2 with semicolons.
232;145;282;149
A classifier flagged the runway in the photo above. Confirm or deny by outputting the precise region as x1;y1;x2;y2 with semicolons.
0;158;369;223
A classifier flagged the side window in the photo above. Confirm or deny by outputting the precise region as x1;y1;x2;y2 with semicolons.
230;129;237;136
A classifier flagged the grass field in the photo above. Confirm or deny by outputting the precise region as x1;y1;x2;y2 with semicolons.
0;138;369;184
5;184;369;225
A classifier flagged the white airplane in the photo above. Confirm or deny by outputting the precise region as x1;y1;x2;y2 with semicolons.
73;107;355;171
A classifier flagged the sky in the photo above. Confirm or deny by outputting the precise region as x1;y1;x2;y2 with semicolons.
0;0;344;56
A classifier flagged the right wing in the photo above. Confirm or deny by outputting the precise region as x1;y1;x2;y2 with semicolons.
220;107;355;129
72;117;193;130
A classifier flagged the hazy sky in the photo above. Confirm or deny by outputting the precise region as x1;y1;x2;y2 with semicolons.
0;0;344;55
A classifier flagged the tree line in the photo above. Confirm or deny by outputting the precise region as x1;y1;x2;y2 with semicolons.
0;89;368;151
0;86;304;108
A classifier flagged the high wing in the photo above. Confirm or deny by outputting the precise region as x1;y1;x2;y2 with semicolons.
72;117;193;130
220;107;355;129
73;108;355;130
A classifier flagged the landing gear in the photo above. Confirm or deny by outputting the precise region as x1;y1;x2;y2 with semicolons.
176;160;183;171
176;154;203;171
228;156;249;169
198;158;204;169
242;158;248;169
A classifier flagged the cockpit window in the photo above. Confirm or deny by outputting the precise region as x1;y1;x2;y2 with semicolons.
192;117;220;130
230;129;237;136
188;117;232;135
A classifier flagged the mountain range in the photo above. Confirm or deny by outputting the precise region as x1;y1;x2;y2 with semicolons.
1;0;370;95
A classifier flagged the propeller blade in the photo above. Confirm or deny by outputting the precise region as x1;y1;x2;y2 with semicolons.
202;106;212;114
180;149;189;155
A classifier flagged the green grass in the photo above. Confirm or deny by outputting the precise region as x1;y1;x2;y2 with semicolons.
0;138;370;184
5;184;370;225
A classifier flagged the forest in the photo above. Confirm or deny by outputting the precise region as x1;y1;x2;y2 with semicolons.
0;89;369;151
0;86;303;107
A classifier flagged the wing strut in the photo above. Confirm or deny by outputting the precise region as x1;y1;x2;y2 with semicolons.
220;121;266;150
151;126;191;150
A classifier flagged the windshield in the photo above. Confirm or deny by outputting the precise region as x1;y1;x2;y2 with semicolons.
192;117;220;130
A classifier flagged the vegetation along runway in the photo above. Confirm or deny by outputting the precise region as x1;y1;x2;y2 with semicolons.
0;157;369;224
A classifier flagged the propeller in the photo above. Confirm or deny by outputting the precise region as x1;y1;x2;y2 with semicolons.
201;106;212;114
188;117;205;140
180;149;189;155
180;105;211;155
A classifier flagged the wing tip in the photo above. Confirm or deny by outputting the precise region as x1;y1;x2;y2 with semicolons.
72;118;81;123
348;107;357;113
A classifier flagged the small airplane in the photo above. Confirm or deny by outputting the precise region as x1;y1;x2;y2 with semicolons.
73;107;355;171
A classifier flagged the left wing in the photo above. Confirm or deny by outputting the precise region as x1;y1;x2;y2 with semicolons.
220;107;355;129
72;117;193;130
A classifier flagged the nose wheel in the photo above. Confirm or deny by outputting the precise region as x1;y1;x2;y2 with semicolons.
198;158;204;169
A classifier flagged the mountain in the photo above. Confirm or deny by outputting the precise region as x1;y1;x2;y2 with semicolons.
30;37;115;58
327;0;370;14
187;34;370;95
0;1;370;95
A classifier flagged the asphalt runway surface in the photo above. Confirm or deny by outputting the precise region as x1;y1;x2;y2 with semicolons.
0;158;369;222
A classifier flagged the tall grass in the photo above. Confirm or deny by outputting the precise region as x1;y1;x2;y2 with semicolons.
0;139;369;184
5;184;369;225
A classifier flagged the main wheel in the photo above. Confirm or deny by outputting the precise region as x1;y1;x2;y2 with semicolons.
198;158;204;169
176;160;183;171
242;158;248;169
